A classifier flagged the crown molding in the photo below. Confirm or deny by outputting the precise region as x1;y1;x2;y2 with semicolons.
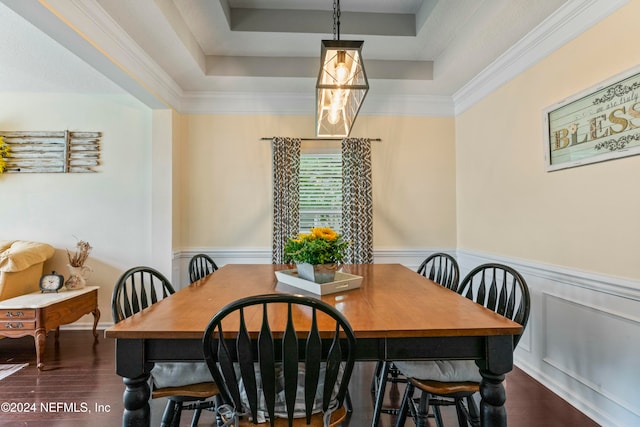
9;0;184;108
453;0;629;115
13;0;628;118
49;0;184;109
41;0;447;116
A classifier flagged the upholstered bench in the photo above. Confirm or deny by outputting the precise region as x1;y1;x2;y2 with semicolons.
0;240;55;301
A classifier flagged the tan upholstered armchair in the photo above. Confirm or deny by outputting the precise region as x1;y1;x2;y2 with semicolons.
0;240;55;301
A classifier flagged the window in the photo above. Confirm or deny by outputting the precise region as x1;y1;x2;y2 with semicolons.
299;153;342;233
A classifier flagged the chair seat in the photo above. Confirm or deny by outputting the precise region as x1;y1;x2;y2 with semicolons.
409;378;480;395
151;361;214;388
234;405;347;427
152;382;219;399
235;362;342;424
393;360;482;383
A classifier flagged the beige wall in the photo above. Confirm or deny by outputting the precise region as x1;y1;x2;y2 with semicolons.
171;110;187;250
179;114;456;250
456;0;640;280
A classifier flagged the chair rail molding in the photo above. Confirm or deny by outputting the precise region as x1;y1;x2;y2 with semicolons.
173;247;457;286
456;249;640;301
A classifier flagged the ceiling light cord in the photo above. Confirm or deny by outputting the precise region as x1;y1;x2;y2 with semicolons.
333;0;341;41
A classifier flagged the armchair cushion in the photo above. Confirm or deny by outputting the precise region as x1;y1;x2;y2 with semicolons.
0;240;55;273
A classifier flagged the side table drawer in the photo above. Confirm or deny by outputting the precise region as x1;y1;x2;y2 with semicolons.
0;309;36;319
0;320;36;330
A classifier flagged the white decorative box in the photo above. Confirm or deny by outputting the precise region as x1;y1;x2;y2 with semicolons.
275;269;362;295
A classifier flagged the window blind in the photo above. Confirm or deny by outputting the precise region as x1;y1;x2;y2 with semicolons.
299;153;342;233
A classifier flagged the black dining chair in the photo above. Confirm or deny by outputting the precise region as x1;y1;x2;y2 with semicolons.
393;263;531;427
371;253;461;426
188;253;219;283
202;293;357;427
112;266;219;427
417;252;460;291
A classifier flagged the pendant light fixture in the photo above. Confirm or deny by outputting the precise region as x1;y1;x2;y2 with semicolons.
316;0;369;137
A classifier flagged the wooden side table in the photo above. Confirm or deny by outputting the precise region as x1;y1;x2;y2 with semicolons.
0;286;100;369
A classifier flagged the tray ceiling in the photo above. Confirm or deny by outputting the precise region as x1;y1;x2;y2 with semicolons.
0;0;628;115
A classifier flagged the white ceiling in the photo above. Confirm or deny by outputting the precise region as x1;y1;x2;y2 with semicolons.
0;0;629;115
0;1;122;94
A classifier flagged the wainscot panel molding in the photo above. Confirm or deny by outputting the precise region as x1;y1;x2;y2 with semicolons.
543;293;640;420
457;249;640;427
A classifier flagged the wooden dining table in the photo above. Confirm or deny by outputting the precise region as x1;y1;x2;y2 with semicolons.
105;263;522;427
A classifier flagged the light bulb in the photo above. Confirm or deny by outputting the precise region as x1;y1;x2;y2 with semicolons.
332;89;345;104
334;51;348;85
328;107;341;125
335;62;348;85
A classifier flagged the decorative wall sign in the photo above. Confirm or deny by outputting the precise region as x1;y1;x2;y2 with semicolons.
543;65;640;171
0;130;101;173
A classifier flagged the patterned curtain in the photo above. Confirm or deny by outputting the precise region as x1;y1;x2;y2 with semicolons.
342;138;373;264
272;137;301;263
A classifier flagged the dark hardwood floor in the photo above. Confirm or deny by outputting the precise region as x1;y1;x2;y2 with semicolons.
0;330;600;427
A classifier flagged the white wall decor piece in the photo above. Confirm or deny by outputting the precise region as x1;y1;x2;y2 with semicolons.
543;64;640;171
0;130;101;173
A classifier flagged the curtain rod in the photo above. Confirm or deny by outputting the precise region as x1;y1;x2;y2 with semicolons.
260;137;381;141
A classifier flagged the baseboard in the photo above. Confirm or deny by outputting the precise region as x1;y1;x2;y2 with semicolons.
60;322;113;331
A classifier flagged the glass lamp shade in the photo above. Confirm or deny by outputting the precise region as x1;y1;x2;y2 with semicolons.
316;40;369;137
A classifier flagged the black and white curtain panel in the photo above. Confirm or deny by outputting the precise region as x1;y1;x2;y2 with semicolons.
342;138;373;264
271;137;301;264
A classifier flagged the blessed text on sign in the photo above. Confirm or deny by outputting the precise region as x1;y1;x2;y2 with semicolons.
543;65;640;171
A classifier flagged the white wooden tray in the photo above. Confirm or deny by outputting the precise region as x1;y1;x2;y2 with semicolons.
275;269;362;295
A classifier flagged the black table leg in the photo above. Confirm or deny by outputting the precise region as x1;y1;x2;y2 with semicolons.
477;334;513;427
115;339;151;427
479;369;507;427
122;374;151;426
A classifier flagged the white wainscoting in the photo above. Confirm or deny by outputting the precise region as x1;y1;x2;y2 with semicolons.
457;250;640;427
173;247;640;427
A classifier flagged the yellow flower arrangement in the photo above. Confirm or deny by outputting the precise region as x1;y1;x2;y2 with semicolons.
284;227;348;265
0;136;10;174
